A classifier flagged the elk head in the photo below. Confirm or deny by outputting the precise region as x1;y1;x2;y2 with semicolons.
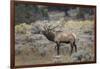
42;24;59;42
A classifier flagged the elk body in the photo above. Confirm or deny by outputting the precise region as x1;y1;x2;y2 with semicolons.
42;24;77;55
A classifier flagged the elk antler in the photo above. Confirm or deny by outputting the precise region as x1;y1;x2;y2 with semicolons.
43;24;52;31
49;24;60;30
43;24;48;31
43;21;60;31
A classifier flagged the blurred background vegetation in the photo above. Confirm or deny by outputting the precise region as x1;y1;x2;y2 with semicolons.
15;4;95;25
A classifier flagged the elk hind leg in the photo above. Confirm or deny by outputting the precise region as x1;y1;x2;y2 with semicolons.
73;42;77;52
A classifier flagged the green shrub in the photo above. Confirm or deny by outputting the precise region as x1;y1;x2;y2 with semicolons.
15;23;32;34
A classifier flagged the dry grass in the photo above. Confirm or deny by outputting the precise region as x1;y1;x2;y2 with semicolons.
15;20;95;66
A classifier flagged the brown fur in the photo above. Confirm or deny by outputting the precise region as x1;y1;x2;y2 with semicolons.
42;26;77;55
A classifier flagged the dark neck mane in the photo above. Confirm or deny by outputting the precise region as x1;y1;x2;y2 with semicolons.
44;32;55;42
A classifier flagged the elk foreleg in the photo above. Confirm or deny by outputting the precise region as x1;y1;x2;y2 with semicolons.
70;43;73;55
56;42;60;55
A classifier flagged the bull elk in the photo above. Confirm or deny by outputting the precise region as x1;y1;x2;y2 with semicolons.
42;24;77;55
